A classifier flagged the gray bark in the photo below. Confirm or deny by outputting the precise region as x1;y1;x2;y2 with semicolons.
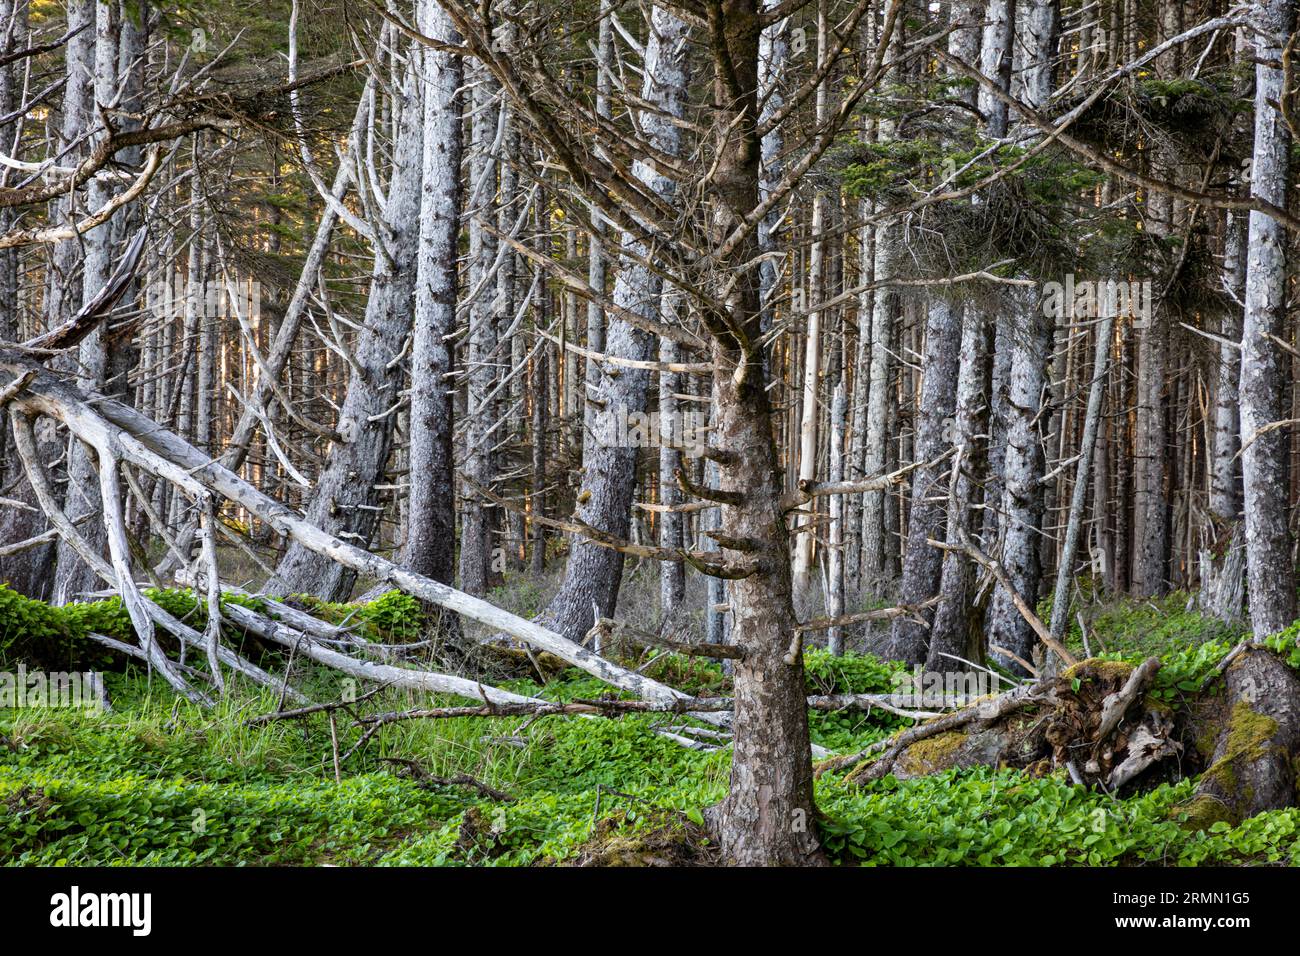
927;304;991;672
270;51;425;601
1238;0;1296;638
537;7;689;642
879;297;960;665
403;0;463;588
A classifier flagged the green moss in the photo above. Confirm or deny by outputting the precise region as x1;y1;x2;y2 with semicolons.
1177;794;1237;830
897;732;968;776
1221;701;1278;762
1061;658;1134;682
1176;702;1279;830
285;590;426;643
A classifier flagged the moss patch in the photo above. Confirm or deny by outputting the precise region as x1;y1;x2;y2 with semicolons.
1062;658;1135;682
559;809;718;867
896;731;969;777
1175;702;1281;830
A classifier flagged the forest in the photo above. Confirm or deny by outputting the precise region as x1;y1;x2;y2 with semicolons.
0;0;1298;873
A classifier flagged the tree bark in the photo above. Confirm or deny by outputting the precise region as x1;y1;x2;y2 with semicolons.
879;297;959;665
1238;0;1296;638
271;49;424;601
403;0;463;589
536;7;689;641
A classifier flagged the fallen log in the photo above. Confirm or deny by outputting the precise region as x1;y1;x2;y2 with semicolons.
819;657;1184;792
216;598;541;706
0;348;731;726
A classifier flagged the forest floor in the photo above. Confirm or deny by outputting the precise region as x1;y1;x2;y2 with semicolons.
3;585;1300;866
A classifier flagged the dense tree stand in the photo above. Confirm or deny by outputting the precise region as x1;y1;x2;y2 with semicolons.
4;0;1300;870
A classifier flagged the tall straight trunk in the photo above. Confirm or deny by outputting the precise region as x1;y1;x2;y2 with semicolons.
53;0;122;603
537;7;689;641
0;0;21;458
979;0;1016;138
1131;207;1170;596
927;304;991;672
826;380;847;653
981;316;1013;547
457;63;501;595
757;0;787;338
1238;0;1296;638
985;289;1050;672
271;53;425;601
708;0;820;864
792;0;829;597
919;0;984;667
880;297;959;664
659;324;685;618
1130;14;1184;597
859;19;904;595
46;0;93;334
496;88;523;575
1111;325;1132;590
1201;206;1246;620
530;233;549;578
984;0;1055;673
403;0;463;586
847;206;872;592
582;0;613;440
860;219;894;591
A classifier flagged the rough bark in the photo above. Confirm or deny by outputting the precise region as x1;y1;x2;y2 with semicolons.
704;0;822;866
985;292;1050;674
878;297;959;665
536;7;688;642
1237;0;1296;638
270;53;424;601
403;0;463;588
1187;648;1300;826
927;304;991;673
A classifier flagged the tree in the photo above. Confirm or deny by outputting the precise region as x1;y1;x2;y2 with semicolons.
1238;0;1296;638
403;0;463;591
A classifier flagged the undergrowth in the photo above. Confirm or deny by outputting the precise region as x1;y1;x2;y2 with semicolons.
2;589;1299;866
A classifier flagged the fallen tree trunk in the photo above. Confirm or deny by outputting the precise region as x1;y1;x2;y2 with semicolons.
0;348;728;724
216;597;541;706
817;645;1300;831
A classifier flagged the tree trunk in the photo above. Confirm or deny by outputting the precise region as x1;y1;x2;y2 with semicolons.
1238;0;1296;638
457;62;501;595
271;51;424;601
985;290;1049;673
403;0;463;589
537;7;689;641
879;297;959;665
927;304;991;672
1201;206;1246;620
705;0;822;865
